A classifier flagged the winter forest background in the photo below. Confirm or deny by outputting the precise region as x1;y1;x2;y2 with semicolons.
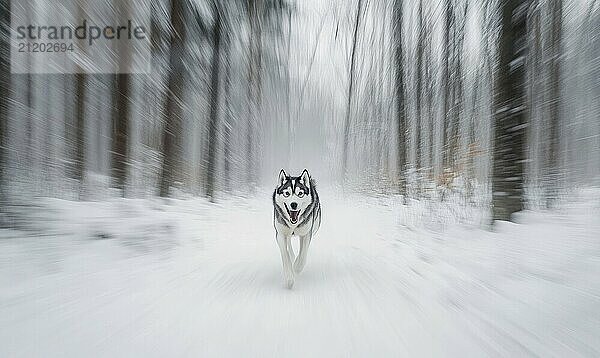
1;0;599;211
1;0;600;356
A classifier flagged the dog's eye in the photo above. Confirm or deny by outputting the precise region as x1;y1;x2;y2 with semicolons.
283;191;290;197
297;191;304;198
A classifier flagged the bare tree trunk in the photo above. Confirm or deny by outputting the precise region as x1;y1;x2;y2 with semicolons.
159;0;186;197
110;1;132;196
0;0;10;222
25;74;33;163
69;3;87;199
423;8;434;175
448;1;468;172
492;0;530;222
527;1;542;188
393;0;407;195
205;5;223;201
73;72;86;187
23;1;33;167
111;73;130;195
441;0;453;170
223;34;233;193
285;10;292;168
467;73;481;183
545;0;562;207
415;0;423;172
246;0;263;189
341;0;363;177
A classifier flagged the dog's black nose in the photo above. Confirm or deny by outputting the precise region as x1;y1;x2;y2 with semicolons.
290;202;298;210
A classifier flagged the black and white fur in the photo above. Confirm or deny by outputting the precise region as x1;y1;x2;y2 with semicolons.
273;169;321;288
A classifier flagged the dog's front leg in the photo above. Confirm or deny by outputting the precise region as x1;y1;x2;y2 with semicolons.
276;232;294;289
293;234;311;274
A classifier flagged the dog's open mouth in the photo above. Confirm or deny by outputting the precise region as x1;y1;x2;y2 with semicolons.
285;204;300;224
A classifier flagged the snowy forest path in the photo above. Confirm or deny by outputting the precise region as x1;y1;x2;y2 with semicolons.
1;188;599;357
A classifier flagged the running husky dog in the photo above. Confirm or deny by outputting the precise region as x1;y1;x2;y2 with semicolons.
273;169;321;288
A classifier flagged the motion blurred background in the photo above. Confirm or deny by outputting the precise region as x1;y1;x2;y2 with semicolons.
1;0;599;204
1;0;599;356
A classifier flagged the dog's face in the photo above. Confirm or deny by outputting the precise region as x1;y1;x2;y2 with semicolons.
274;169;313;225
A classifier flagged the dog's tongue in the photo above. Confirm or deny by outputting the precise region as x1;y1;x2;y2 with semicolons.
290;210;299;222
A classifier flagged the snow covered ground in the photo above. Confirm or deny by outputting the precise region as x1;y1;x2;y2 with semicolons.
1;187;599;357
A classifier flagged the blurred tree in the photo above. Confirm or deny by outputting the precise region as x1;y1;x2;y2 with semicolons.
441;0;453;172
393;0;407;195
205;2;223;201
527;0;542;188
0;0;9;219
22;1;33;168
71;2;87;198
449;1;468;172
72;80;86;188
222;30;233;193
415;0;423;172
545;0;562;207
111;0;132;196
342;0;364;177
245;0;264;189
159;0;187;197
424;9;434;175
492;0;530;222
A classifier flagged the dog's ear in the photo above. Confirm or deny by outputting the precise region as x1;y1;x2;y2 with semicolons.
300;169;310;188
278;169;287;187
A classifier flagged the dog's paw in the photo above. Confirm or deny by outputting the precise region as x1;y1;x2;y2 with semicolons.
285;277;295;289
283;270;295;289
